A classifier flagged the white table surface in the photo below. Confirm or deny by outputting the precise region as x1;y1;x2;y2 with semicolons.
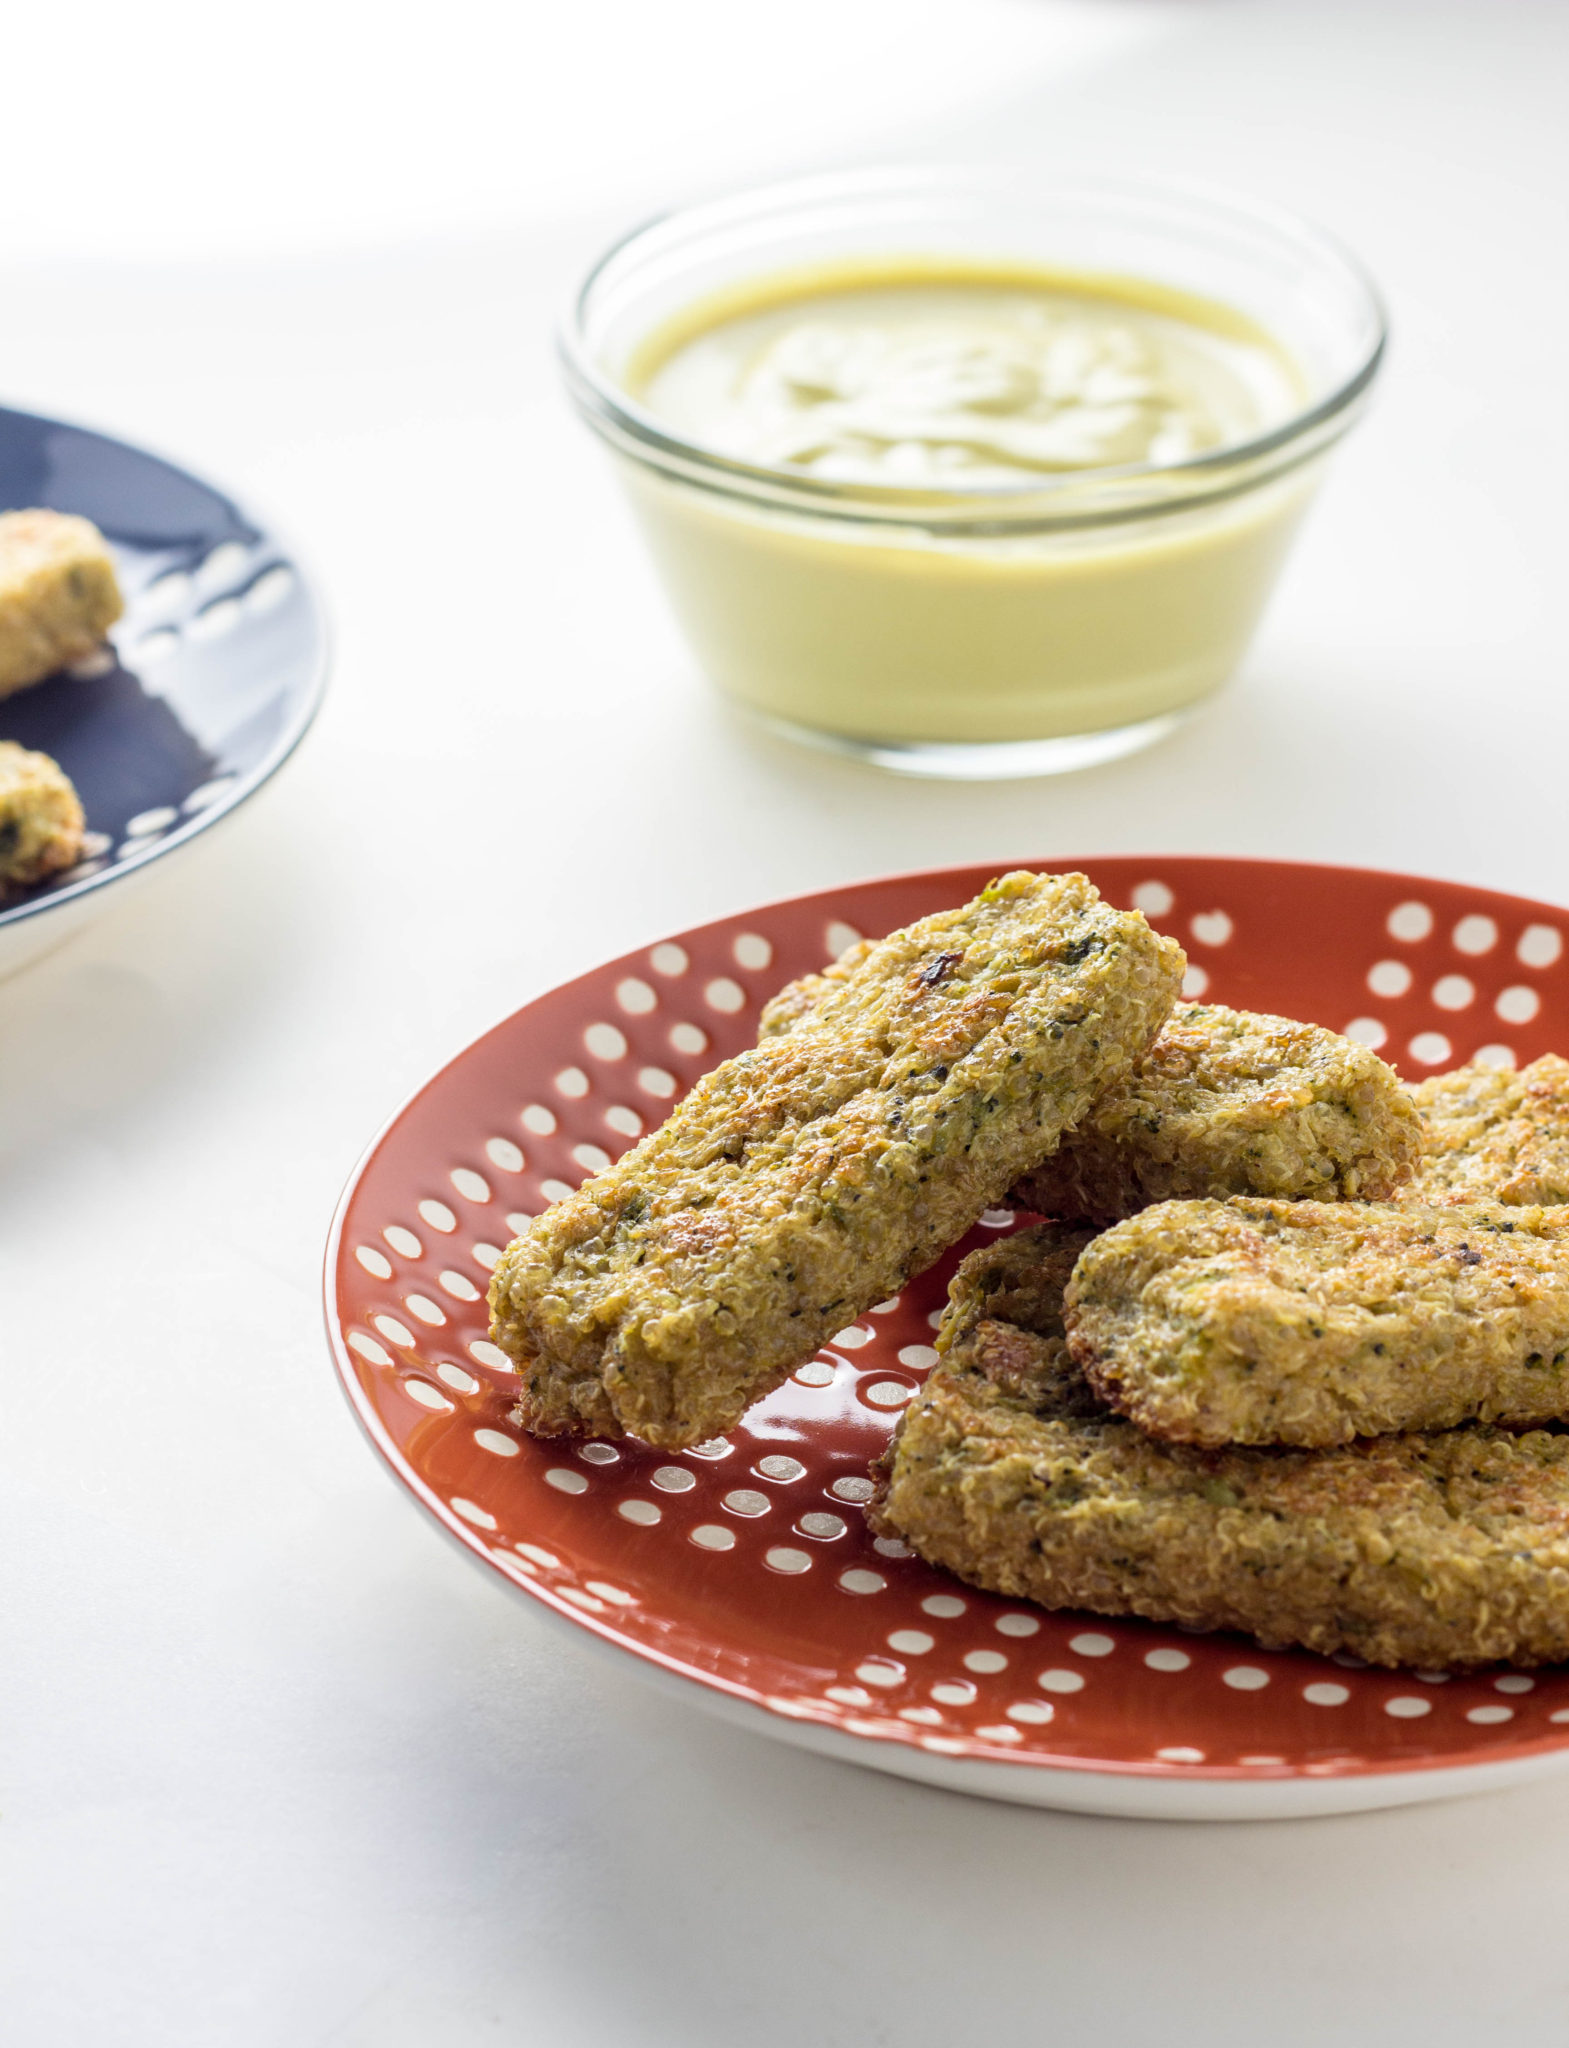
5;2;1568;2040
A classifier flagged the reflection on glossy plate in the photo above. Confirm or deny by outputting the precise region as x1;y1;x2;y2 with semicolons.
325;858;1569;1819
0;404;327;978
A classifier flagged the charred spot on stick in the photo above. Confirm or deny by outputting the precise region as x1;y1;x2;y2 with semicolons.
912;950;964;991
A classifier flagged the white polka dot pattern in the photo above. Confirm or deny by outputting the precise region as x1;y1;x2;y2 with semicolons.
1145;1649;1190;1674
799;1512;846;1539
1498;985;1541;1024
793;1360;835;1388
1345;1016;1387;1049
723;1489;770;1517
1368;960;1411;997
766;1546;812;1573
404;1380;451;1412
1038;1669;1085;1694
1453;915;1498;956
1223;1666;1270;1692
863;1380;915;1408
964;1649;1009;1675
330;860;1569;1794
1304;1683;1350;1707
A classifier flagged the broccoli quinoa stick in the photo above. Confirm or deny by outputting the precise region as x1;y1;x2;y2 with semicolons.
490;871;1184;1449
1065;1196;1569;1449
771;992;1422;1218
1404;1055;1569;1207
0;509;123;698
0;741;85;888
1008;1003;1422;1221
871;1222;1569;1670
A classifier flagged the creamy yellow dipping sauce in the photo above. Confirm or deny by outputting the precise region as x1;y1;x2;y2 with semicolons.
635;268;1300;485
616;263;1314;752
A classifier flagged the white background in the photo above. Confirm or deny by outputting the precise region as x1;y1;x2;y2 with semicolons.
3;2;1567;2041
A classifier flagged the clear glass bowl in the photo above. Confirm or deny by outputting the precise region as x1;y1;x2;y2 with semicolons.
561;168;1386;779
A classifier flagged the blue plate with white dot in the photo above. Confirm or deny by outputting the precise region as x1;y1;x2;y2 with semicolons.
0;402;327;976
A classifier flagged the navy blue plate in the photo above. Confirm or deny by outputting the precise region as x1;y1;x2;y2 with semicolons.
0;404;327;952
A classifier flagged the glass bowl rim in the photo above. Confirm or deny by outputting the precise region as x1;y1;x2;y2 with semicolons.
558;164;1388;528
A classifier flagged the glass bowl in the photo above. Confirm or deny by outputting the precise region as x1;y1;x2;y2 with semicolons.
561;169;1386;780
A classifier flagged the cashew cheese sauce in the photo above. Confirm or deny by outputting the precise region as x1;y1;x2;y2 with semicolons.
633;266;1300;486
619;262;1311;746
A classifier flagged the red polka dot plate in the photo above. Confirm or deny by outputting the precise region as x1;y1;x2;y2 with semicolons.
324;858;1569;1820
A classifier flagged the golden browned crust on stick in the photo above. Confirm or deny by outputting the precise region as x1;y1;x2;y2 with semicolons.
0;509;123;698
1066;1196;1569;1448
492;871;1184;1448
1007;1003;1421;1220
872;1223;1569;1669
1406;1056;1569;1207
0;741;85;888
